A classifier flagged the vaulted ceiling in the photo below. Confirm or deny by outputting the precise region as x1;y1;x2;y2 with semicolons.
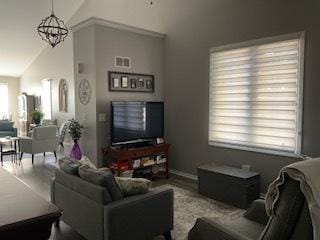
0;0;84;77
0;0;174;77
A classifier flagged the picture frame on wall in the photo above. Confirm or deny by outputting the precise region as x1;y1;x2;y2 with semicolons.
138;78;145;88
112;78;119;88
121;76;129;88
131;79;137;88
146;79;153;89
108;71;154;92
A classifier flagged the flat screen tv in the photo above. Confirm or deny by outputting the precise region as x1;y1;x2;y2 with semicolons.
111;101;164;145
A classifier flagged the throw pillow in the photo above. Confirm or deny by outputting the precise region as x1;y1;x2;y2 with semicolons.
78;156;97;169
115;177;152;196
58;157;81;176
78;165;123;201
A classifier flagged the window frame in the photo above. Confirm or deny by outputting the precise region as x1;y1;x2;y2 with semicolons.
208;32;305;157
0;83;9;120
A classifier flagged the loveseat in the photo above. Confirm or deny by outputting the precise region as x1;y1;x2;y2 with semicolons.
51;168;174;240
0;120;17;137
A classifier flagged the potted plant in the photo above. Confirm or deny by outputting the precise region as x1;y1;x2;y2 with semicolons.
68;119;84;160
30;110;44;125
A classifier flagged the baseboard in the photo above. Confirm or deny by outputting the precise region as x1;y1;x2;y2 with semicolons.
169;169;198;181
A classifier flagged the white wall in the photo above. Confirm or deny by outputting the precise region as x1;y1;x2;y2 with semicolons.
20;36;75;125
69;0;164;33
0;76;19;126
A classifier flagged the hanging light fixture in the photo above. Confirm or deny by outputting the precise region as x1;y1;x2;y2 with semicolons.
38;0;68;48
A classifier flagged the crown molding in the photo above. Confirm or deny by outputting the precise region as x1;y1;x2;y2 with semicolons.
70;17;165;39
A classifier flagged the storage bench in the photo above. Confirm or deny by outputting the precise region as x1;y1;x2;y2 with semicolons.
198;163;260;209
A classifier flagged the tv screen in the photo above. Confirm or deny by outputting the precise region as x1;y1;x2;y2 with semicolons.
111;101;164;145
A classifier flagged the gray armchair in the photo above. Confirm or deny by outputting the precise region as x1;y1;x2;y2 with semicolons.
51;169;174;240
188;173;313;240
20;126;59;164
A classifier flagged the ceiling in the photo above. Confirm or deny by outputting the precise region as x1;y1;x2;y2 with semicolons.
0;0;84;77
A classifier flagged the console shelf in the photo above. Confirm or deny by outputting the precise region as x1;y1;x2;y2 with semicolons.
103;143;170;179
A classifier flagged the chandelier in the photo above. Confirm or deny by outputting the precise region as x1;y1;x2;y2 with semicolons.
38;0;68;48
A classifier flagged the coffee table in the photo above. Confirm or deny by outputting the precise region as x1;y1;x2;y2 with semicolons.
0;167;61;239
0;137;20;166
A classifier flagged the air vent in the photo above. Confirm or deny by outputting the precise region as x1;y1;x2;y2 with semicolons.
115;56;131;68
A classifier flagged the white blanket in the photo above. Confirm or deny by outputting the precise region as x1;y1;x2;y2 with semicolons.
265;158;320;239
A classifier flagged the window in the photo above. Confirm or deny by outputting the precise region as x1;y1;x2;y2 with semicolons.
41;79;52;120
0;84;8;119
209;33;304;156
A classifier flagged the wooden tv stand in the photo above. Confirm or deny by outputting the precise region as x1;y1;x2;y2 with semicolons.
103;143;170;179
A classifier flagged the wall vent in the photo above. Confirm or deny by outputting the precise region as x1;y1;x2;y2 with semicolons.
115;56;131;68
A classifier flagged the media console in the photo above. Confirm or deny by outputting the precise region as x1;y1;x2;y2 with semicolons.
103;143;170;179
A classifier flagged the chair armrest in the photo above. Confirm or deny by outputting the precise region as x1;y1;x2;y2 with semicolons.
104;186;173;240
13;128;17;137
243;199;269;225
19;137;33;152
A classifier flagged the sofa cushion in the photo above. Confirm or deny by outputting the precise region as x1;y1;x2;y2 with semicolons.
55;169;112;205
115;177;152;196
0;121;14;131
189;217;264;240
78;156;97;169
59;158;81;176
79;166;123;201
0;131;15;137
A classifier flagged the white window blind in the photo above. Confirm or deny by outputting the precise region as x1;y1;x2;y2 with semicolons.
0;84;8;119
209;33;304;156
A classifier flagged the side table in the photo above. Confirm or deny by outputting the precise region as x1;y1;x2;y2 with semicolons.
198;163;260;209
0;137;20;166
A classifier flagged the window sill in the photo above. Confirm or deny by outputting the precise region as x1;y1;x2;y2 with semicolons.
208;141;301;159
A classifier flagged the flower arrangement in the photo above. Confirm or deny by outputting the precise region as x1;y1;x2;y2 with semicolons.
68;119;83;141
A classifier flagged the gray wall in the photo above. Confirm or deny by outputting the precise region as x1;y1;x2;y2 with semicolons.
73;23;164;166
162;0;320;192
95;24;164;166
73;25;98;163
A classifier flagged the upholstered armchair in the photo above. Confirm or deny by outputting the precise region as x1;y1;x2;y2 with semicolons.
20;126;59;164
188;172;313;240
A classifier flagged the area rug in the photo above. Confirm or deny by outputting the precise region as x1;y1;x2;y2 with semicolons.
154;184;244;240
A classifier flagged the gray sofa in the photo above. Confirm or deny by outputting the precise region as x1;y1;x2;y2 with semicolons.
188;173;313;240
0;120;17;137
51;169;174;240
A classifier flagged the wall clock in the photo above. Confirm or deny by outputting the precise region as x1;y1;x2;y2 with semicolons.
79;79;91;105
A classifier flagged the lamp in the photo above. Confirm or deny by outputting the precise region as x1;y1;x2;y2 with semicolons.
38;0;68;48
